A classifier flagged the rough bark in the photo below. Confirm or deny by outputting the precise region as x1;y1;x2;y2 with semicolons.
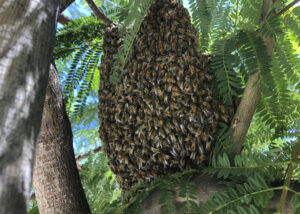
141;174;299;214
33;64;91;214
0;0;60;213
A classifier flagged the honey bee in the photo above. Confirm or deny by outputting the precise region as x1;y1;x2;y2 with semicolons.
164;95;169;103
183;86;192;94
205;73;213;81
171;42;176;50
190;152;196;160
205;141;212;152
170;148;178;157
202;108;211;117
158;120;164;127
195;129;202;137
198;144;205;155
202;102;211;109
170;133;176;143
191;104;197;113
185;135;192;141
221;115;229;123
219;104;226;114
171;91;180;98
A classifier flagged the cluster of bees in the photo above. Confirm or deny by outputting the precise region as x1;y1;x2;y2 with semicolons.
98;0;231;191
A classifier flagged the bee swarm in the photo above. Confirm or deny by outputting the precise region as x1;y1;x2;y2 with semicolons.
98;0;230;191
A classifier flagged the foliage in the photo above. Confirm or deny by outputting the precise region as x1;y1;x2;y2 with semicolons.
79;152;121;213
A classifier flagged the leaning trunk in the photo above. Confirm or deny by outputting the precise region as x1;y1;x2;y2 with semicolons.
0;0;60;213
33;64;91;214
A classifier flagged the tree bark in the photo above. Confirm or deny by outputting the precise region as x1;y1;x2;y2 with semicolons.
0;0;60;213
58;14;72;25
33;64;91;214
141;174;299;214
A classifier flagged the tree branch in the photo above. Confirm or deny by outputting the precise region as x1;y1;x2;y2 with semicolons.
277;0;299;16
75;146;102;161
228;0;275;153
85;0;114;25
60;0;75;13
278;140;300;212
58;14;72;25
141;174;300;214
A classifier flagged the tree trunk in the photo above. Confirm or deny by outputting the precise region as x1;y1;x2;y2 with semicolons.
0;0;60;213
33;64;91;214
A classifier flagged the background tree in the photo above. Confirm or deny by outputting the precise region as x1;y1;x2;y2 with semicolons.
0;0;60;213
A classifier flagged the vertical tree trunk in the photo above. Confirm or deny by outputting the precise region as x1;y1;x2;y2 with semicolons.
0;0;60;213
33;64;91;214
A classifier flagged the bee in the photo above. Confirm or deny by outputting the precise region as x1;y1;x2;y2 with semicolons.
171;24;176;32
171;91;180;98
202;102;211;109
144;108;152;116
213;111;220;120
185;134;192;141
167;55;176;63
158;120;164;127
171;42;176;50
170;133;176;143
219;104;226;114
183;86;192;94
205;73;213;81
166;84;173;92
190;152;196;160
164;95;169;103
170;102;179;110
202;108;212;117
191;104;197;113
195;129;202;137
190;95;197;103
205;141;212;152
221;115;229;123
198;144;205;155
170;147;178;157
202;132;209;142
164;107;171;117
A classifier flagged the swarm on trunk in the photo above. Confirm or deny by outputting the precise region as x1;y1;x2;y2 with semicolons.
98;0;230;191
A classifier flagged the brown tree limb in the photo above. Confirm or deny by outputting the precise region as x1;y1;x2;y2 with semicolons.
277;0;299;16
58;14;72;25
60;0;75;13
141;174;300;214
75;146;102;161
278;140;300;212
228;0;275;153
85;0;114;25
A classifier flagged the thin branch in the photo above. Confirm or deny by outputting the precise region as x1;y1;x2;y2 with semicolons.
75;146;102;161
60;0;75;13
277;0;299;16
57;14;72;25
85;0;114;25
278;140;300;213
